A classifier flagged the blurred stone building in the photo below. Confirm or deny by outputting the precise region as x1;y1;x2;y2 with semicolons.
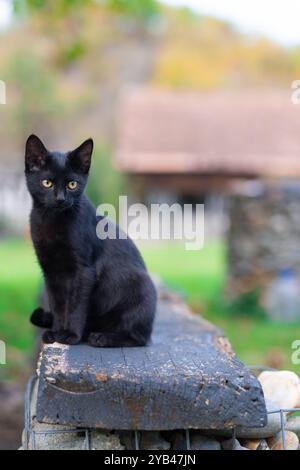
0;167;31;237
115;87;300;295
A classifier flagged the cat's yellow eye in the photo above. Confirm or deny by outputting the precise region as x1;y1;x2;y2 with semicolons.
41;179;53;189
67;181;77;190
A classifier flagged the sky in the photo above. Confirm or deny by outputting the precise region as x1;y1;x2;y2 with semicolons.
0;0;11;29
162;0;300;46
0;0;300;46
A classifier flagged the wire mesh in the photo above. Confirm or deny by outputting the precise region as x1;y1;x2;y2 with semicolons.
23;369;300;450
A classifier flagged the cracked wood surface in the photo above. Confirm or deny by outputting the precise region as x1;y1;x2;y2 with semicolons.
36;297;267;430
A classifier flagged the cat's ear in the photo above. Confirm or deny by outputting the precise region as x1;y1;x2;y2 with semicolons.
68;138;93;174
25;135;48;172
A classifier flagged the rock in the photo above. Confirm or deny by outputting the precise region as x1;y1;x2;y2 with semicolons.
256;439;270;450
268;431;299;450
119;431;135;450
139;431;170;450
169;431;188;450
267;433;281;449
227;188;300;296
190;434;221;450
24;419;86;450
91;431;124;450
241;438;269;450
240;438;260;450
286;416;300;438
258;371;300;410
222;437;248;450
119;431;171;450
23;421;125;450
236;399;285;438
167;431;216;450
201;429;233;438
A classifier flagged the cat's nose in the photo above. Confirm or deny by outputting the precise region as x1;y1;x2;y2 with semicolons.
56;192;65;203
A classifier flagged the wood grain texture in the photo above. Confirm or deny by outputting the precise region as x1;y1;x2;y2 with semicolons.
36;298;267;430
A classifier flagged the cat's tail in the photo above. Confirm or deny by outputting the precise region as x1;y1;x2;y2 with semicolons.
30;307;53;329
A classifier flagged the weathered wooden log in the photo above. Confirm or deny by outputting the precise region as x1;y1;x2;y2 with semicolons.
36;297;267;430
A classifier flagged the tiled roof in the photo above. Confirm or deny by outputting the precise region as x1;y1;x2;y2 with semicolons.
115;87;300;176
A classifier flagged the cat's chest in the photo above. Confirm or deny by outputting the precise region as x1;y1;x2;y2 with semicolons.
31;217;77;273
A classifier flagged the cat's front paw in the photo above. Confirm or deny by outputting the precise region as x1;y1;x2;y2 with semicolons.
54;330;81;345
42;329;80;345
88;332;110;347
42;330;56;344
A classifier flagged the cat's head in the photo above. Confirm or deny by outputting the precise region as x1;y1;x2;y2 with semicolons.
25;135;93;211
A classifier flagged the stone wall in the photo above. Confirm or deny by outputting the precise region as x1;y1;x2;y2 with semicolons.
227;182;300;296
0;167;31;236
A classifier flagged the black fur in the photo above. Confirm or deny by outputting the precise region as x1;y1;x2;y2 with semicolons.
25;135;156;347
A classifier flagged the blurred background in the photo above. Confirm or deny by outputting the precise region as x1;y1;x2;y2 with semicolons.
1;0;300;448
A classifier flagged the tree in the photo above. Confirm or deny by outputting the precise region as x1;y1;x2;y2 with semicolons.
13;0;159;20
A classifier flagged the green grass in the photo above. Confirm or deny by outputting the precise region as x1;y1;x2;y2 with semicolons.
0;239;42;377
140;241;226;302
0;238;300;376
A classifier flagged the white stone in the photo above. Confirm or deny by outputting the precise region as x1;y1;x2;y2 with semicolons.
285;416;300;438
268;431;299;450
241;438;269;450
91;431;125;450
258;370;300;410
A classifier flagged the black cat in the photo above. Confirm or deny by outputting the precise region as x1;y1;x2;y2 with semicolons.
25;135;156;347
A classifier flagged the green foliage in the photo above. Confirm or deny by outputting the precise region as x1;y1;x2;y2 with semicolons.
59;39;87;65
3;51;65;138
13;0;159;20
86;145;124;210
225;289;267;320
12;0;91;66
13;0;91;16
154;7;298;89
108;0;159;20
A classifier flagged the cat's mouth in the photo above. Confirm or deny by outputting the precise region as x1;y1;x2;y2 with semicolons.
53;201;73;212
